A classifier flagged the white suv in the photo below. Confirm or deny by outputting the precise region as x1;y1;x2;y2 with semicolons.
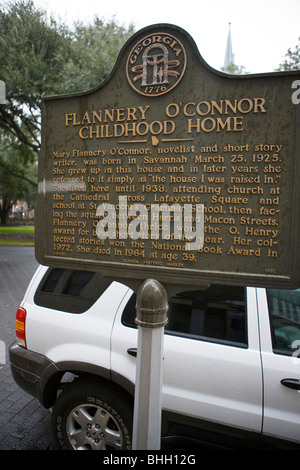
9;265;300;450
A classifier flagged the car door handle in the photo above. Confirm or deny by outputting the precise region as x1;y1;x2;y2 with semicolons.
127;348;137;357
281;378;300;390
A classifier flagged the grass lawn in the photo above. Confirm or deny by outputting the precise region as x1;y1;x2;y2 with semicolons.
0;225;35;245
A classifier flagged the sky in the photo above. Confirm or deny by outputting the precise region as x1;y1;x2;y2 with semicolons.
31;0;300;73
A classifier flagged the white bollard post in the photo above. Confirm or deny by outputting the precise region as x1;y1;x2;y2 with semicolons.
132;279;168;450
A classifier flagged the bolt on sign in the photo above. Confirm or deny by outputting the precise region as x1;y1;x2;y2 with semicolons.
36;24;300;289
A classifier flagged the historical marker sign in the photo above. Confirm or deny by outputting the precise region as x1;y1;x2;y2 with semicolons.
36;24;300;289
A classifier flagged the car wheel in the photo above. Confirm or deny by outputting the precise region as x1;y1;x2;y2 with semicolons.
52;379;133;450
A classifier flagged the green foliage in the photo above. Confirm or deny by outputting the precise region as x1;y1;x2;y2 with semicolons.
0;0;70;151
58;17;135;94
0;130;38;222
0;0;134;152
221;63;249;75
0;0;134;221
277;38;300;71
0;1;68;97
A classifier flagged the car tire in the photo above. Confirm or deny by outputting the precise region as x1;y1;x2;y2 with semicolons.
52;379;133;450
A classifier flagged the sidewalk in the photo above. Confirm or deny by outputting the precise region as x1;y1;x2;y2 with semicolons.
0;246;59;450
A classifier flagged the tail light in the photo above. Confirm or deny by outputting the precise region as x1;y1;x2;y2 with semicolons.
16;307;27;348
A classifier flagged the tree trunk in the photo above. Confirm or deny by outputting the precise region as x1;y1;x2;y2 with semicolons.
0;197;13;224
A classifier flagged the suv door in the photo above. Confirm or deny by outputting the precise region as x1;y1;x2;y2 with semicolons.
111;285;263;447
256;287;300;447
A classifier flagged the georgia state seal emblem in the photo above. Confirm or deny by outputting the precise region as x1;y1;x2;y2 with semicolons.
126;31;187;97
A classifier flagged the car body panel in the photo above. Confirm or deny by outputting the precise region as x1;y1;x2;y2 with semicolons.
256;288;300;444
111;286;263;434
25;268;130;370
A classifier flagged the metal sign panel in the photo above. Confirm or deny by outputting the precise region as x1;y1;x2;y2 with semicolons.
36;24;300;289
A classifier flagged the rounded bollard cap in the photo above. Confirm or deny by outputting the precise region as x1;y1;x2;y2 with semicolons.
135;279;169;328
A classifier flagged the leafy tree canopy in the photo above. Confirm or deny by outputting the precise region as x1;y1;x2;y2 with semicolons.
0;129;37;223
0;0;134;153
221;62;249;75
0;0;70;151
58;17;135;94
277;37;300;71
0;0;134;222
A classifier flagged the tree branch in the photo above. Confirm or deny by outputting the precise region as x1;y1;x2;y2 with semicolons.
0;159;37;187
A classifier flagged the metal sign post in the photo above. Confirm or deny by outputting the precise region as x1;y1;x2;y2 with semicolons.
132;279;168;450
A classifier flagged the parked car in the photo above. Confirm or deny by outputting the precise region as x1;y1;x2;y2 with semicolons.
9;265;300;450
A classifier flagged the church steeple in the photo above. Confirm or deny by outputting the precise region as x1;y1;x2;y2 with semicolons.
224;22;234;68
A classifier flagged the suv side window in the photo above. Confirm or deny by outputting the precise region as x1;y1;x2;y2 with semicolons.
34;268;111;313
267;288;300;356
122;284;247;347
